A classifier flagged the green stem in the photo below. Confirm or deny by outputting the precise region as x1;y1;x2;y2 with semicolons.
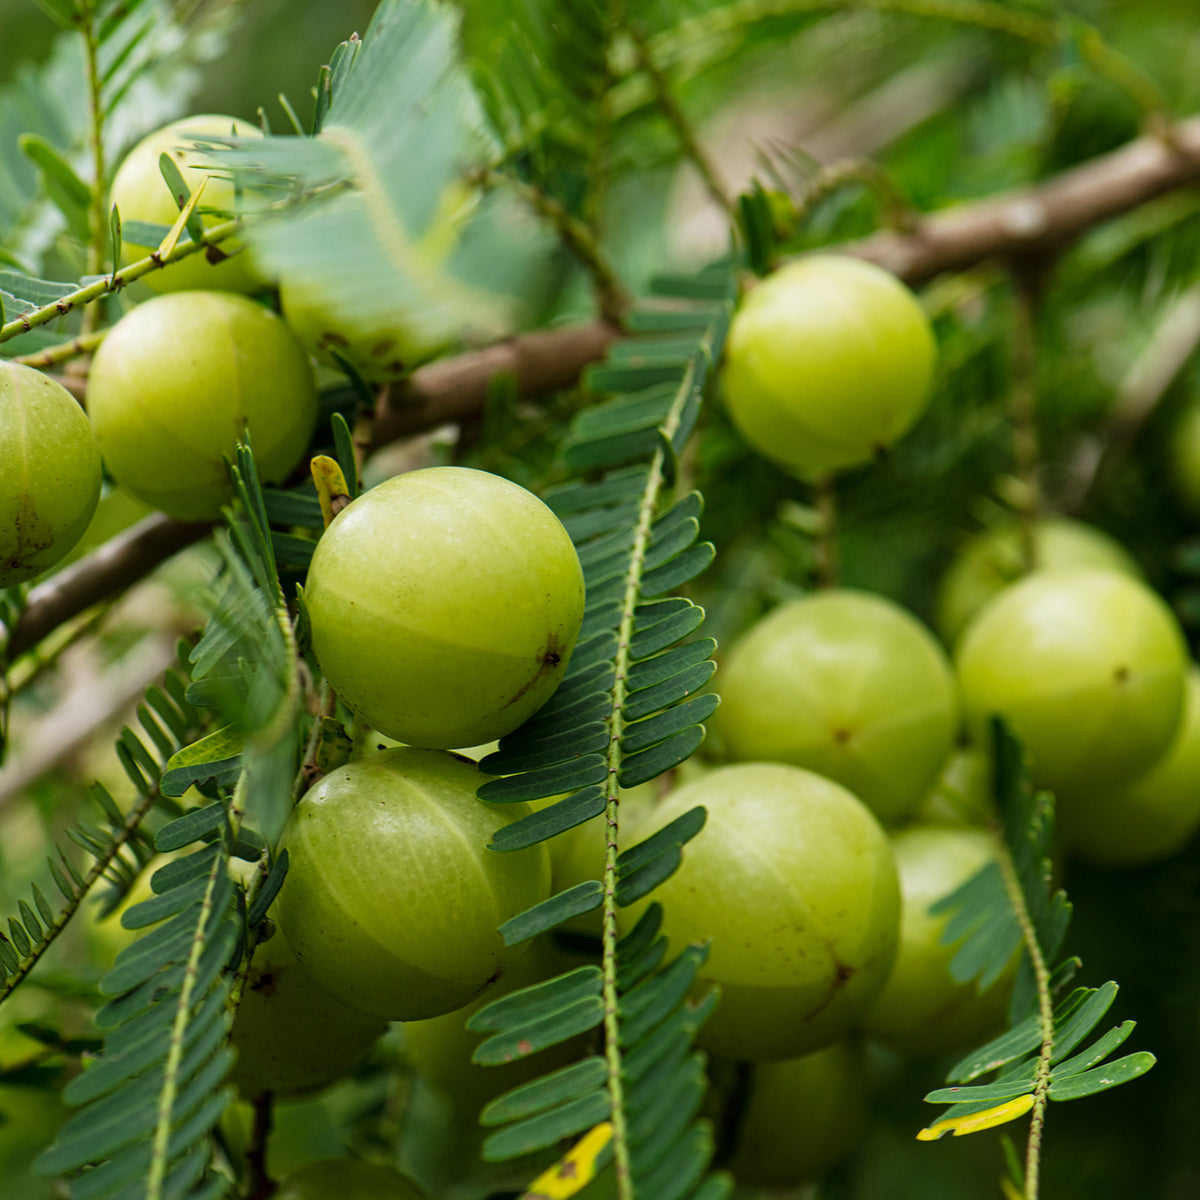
812;472;840;588
80;0;108;333
1008;268;1043;575
0;217;245;346
14;328;107;368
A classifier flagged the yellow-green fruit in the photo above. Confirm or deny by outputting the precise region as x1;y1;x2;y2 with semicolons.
110;114;263;293
274;1159;426;1200
862;826;1015;1055
620;763;900;1061
405;937;583;1112
955;569;1188;801
716;590;959;824
1062;667;1200;868
724;1042;868;1186
911;748;992;828
935;517;1141;647
277;748;551;1021
0;361;101;586
86;291;318;520
229;926;388;1098
721;255;936;476
304;467;585;749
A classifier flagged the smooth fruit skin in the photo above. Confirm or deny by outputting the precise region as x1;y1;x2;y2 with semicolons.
1061;667;1200;868
110;115;263;293
721;254;936;476
274;1159;426;1200
86;291;318;521
935;516;1141;647
716;590;960;824
304;467;585;749
277;748;551;1021
955;569;1188;800
722;1042;868;1186
862;826;1015;1055
621;763;900;1061
228;925;388;1099
0;361;101;586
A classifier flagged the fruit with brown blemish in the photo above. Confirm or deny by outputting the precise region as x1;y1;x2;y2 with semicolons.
303;466;585;749
0;361;102;587
276;747;552;1021
619;763;900;1061
85;290;318;521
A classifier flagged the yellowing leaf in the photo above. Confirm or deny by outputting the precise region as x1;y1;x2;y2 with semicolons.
917;1093;1035;1141
521;1121;613;1200
311;455;351;528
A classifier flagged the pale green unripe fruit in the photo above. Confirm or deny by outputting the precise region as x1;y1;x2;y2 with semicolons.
0;361;101;586
862;826;1015;1055
716;590;960;824
911;748;992;828
955;569;1188;800
721;255;936;476
723;1042;868;1186
274;1159;426;1200
277;748;551;1021
620;763;900;1061
228;925;388;1099
935;517;1141;647
304;467;585;749
110;114;264;293
1062;667;1200;868
86;291;318;521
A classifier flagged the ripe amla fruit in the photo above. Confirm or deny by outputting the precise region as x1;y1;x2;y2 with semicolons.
228;924;388;1099
955;569;1188;800
720;254;936;476
1061;666;1200;868
935;516;1141;648
862;826;1016;1055
721;1042;868;1186
86;291;318;521
0;361;101;586
620;763;900;1061
304;466;585;749
715;590;959;824
274;1159;426;1200
276;748;551;1020
110;114;263;293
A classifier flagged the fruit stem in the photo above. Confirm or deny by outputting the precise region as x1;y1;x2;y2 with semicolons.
1007;266;1044;576
79;1;108;332
813;473;840;588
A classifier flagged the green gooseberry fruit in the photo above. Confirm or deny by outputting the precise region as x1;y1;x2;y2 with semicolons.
109;114;264;293
228;923;388;1099
715;590;960;824
862;826;1016;1055
720;254;937;476
304;466;585;749
910;748;992;828
1061;666;1200;868
85;290;318;521
935;516;1141;647
277;747;551;1021
405;936;583;1113
620;763;900;1062
722;1042;868;1186
0;360;101;586
274;1159;426;1200
955;569;1188;801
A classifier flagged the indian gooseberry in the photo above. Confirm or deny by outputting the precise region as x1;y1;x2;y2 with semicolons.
955;569;1188;801
715;589;960;824
109;114;264;293
85;290;318;521
935;516;1141;647
273;1159;426;1200
720;254;937;476
0;361;101;587
1060;666;1200;868
303;466;585;749
619;763;900;1061
862;826;1016;1055
276;747;551;1021
228;924;388;1099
